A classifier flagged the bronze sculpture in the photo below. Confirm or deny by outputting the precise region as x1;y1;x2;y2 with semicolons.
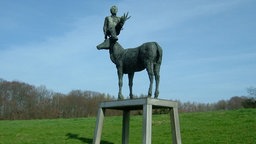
97;6;162;99
97;39;162;99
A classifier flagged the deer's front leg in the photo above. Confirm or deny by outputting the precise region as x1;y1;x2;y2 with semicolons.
128;73;134;99
117;68;124;99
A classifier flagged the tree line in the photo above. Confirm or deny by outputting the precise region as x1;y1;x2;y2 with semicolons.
0;79;116;120
177;95;255;113
0;78;255;120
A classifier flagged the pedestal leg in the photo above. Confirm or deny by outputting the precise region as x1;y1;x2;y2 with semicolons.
170;107;182;144
143;104;152;144
93;108;105;144
122;110;130;144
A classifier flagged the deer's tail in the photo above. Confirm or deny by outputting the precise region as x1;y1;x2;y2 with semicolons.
154;42;163;64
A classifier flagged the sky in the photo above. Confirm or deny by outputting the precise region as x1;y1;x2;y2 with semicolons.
0;0;255;103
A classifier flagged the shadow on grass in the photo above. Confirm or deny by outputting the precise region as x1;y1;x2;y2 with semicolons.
66;133;114;144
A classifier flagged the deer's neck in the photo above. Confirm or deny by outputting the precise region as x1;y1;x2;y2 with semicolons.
109;43;124;64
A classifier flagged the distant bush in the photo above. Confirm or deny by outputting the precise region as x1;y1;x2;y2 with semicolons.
242;97;256;108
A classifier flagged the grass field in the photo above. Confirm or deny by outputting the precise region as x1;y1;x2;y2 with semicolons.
0;109;255;144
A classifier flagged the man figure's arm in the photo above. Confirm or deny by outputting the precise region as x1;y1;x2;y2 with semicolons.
103;17;108;39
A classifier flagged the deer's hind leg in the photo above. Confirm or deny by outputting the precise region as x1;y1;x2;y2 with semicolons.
154;63;161;98
146;62;154;97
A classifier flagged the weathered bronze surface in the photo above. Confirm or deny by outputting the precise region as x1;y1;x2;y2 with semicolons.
97;5;162;99
97;39;162;99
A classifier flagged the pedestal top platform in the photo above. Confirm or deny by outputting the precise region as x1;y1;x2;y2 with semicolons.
100;97;178;110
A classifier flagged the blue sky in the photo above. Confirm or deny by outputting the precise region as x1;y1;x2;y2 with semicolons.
0;0;255;103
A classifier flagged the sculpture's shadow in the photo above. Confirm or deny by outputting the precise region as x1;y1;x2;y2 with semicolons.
66;133;113;144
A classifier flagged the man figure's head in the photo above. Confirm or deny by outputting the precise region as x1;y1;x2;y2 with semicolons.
110;5;118;16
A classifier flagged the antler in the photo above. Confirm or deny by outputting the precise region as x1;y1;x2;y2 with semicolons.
124;12;131;21
121;12;131;23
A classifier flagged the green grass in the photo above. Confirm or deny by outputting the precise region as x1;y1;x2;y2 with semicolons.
0;109;255;144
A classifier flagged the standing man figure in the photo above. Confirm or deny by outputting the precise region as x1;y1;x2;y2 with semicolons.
103;5;130;41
